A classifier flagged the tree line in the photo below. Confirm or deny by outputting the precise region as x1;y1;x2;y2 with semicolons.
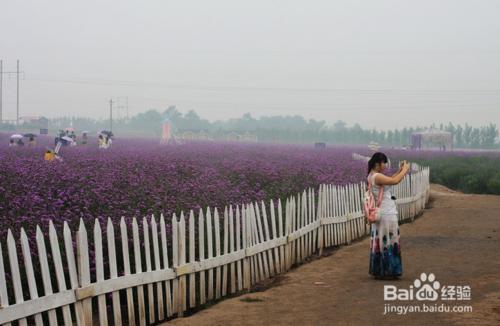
3;106;498;149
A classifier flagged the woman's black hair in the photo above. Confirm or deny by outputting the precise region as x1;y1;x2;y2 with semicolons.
367;152;388;175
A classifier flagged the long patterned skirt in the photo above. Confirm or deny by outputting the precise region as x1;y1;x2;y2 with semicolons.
369;214;403;277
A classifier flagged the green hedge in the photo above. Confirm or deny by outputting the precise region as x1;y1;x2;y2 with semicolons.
411;156;500;195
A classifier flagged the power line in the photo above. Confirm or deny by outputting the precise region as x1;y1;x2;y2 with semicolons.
23;75;500;95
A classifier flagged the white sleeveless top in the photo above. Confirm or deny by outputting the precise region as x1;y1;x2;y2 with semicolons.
367;172;398;216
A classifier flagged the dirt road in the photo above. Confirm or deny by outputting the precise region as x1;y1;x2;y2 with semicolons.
166;184;500;325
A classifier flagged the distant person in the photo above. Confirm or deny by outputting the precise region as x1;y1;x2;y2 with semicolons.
106;135;112;147
44;150;55;161
9;139;15;147
28;136;36;147
98;134;104;148
367;152;409;280
18;139;24;146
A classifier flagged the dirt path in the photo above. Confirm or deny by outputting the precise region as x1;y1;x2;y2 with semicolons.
166;184;500;325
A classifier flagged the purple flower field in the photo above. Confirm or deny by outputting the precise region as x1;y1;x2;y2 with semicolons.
2;132;499;300
3;133;500;241
1;134;374;240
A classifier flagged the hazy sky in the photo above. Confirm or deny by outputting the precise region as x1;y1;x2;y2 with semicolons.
1;0;500;130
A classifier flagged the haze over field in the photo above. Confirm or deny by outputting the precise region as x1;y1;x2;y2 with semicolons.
1;0;500;130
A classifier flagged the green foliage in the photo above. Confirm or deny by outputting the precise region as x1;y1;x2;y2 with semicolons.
412;156;500;195
486;172;500;194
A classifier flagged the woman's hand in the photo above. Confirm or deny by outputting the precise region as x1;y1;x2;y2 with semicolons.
376;160;411;185
402;161;410;173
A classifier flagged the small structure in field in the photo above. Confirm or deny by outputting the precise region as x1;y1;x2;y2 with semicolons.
411;129;453;151
180;130;213;141
368;141;380;151
225;131;257;142
314;142;326;149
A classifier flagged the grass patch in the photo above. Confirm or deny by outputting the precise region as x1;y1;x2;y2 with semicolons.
240;297;264;303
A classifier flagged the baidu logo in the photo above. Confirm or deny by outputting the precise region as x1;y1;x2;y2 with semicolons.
384;273;470;301
384;272;440;301
413;272;440;300
383;273;472;315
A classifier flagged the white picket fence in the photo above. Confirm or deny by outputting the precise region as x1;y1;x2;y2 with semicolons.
0;166;430;325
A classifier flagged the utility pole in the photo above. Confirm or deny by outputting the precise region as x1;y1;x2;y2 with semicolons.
16;60;19;126
0;60;2;123
0;60;23;125
125;96;129;122
115;96;129;121
109;99;113;132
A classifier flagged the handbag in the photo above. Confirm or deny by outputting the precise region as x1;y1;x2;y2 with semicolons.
363;172;384;224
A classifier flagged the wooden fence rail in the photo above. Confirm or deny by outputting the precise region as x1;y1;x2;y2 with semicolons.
0;166;430;325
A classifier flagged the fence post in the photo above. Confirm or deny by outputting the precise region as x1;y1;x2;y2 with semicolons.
242;204;251;290
178;212;187;314
198;209;206;305
94;220;108;325
269;199;281;275
284;198;290;271
189;210;197;307
142;217;155;323
120;217;136;324
132;218;146;326
347;185;352;244
108;218;122;325
171;214;179;316
318;185;324;256
222;207;229;297
77;219;92;326
7;230;28;326
235;205;243;291
0;243;10;325
277;199;285;274
49;221;73;325
44;228;68;323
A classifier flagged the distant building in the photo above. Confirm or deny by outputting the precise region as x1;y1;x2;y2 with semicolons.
240;131;258;142
181;131;196;140
225;132;240;141
180;130;213;141
179;130;257;142
20;116;49;132
411;128;453;151
225;131;258;142
314;142;326;149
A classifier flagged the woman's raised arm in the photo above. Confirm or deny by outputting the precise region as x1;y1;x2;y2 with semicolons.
375;163;409;186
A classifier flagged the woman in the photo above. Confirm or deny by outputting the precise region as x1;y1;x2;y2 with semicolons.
367;152;410;280
28;136;36;147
